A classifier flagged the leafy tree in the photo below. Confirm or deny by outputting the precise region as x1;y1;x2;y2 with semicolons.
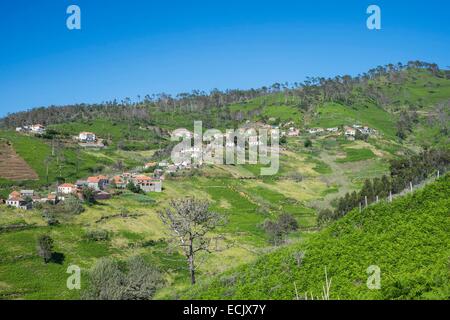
127;181;142;194
36;235;54;263
278;213;299;232
63;195;85;215
81;187;96;205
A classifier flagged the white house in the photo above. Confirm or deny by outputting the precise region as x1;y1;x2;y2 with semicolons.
287;127;300;137
58;183;77;195
30;124;45;134
326;127;339;133
79;132;97;142
6;191;29;209
308;128;324;134
171;128;193;139
344;126;356;137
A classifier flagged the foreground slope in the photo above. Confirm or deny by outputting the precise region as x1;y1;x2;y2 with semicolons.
182;175;450;300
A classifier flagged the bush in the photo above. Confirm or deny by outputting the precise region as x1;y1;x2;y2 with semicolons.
262;213;299;245
304;139;313;148
63;195;85;215
82;256;165;300
84;229;109;242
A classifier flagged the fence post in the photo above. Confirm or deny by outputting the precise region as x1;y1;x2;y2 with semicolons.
437;170;440;179
376;195;379;203
389;191;392;202
410;181;413;193
359;202;362;213
365;196;368;208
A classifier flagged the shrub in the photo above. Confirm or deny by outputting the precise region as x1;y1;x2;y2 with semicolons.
84;229;109;242
82;256;165;300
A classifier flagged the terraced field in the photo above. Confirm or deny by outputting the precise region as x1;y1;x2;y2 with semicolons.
0;140;38;181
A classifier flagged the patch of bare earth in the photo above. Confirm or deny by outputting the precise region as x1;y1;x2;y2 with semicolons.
0;141;39;181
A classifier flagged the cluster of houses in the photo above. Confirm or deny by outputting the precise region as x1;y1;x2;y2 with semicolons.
2;172;163;210
306;125;376;140
15;124;45;134
2;190;58;210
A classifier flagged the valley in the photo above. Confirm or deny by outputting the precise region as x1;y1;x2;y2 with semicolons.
0;63;449;300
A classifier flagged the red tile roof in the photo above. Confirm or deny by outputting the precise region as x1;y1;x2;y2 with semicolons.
59;183;76;188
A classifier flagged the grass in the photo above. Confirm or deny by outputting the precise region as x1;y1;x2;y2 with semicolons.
181;174;450;300
0;131;114;186
311;102;397;138
337;148;376;163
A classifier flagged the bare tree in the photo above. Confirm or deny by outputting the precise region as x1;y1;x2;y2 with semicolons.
159;198;226;285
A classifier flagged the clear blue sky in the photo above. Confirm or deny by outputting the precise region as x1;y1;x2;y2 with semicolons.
1;0;449;116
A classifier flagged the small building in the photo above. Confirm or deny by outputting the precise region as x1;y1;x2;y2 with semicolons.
20;190;34;198
87;175;109;191
94;191;111;200
327;127;339;133
6;197;29;209
171;128;193;139
47;194;58;204
79;132;96;142
75;180;88;188
112;176;127;189
58;183;77;195
287;127;300;137
133;175;162;192
30;124;45;134
6;191;29;209
308;128;324;134
344;126;356;137
144;162;157;169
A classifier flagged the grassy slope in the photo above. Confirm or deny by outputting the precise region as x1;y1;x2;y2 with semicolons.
311;102;397;138
0;131;113;185
182;175;450;300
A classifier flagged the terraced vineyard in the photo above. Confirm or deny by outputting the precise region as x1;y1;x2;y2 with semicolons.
0;140;38;181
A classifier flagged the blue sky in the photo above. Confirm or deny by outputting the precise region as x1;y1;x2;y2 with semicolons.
0;0;449;116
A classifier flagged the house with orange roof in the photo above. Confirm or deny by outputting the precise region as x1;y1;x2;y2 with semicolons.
112;176;127;189
6;191;30;209
87;175;109;190
144;162;157;169
132;175;162;192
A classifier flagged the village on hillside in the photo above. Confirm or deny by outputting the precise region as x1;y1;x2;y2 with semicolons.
2;120;378;211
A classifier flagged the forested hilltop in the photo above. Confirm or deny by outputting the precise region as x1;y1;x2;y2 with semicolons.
2;61;449;137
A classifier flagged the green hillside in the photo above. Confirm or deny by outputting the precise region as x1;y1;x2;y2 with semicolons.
0;131;113;186
182;174;450;300
0;63;448;300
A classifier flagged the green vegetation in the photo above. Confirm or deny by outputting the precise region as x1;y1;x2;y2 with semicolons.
337;148;376;163
182;175;450;300
0;62;449;300
0;131;113;185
